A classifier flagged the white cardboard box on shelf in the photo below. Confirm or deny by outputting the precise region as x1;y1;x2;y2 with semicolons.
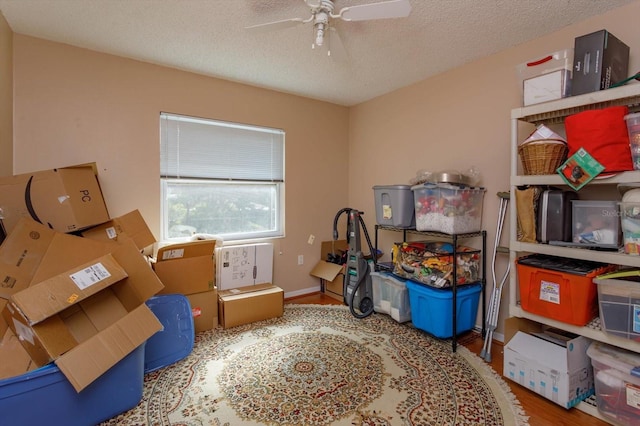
503;318;594;409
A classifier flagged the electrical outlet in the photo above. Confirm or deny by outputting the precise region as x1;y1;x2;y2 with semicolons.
297;255;304;265
308;234;315;245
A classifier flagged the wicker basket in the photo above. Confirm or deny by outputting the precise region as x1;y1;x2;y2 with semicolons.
518;139;568;175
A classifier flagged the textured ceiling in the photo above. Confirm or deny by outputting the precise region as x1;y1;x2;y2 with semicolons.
0;0;635;106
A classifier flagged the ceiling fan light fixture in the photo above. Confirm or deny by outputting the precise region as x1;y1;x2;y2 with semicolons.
315;24;325;46
247;0;412;57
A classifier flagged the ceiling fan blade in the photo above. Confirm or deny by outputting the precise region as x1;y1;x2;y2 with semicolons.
339;0;412;21
327;27;348;62
245;18;306;33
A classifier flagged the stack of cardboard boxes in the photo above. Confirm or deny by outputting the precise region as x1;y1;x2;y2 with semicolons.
215;242;283;328
0;163;166;392
0;162;284;421
151;239;219;333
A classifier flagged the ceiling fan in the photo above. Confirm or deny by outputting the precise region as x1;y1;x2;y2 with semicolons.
246;0;412;59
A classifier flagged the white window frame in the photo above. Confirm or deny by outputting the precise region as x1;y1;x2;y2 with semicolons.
160;112;285;242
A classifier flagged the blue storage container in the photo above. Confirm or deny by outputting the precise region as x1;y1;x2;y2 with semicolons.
406;281;481;338
144;293;195;373
0;344;145;426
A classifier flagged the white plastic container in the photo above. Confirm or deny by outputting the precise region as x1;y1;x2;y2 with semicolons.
370;271;411;323
516;49;573;106
587;341;640;426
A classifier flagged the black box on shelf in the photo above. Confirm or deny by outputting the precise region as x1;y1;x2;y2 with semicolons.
571;29;629;96
536;189;578;243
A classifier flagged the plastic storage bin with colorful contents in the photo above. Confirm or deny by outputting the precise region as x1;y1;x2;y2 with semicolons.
594;269;640;341
406;281;481;339
370;271;412;323
587;341;640;426
392;241;480;288
516;254;615;326
412;183;485;234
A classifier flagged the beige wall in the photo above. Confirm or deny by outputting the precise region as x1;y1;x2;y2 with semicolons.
0;12;12;177
7;1;640;331
349;1;640;335
12;35;350;297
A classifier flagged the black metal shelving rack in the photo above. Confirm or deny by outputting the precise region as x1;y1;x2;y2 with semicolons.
374;224;487;352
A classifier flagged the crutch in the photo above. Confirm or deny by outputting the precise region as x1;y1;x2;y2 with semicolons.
480;192;510;362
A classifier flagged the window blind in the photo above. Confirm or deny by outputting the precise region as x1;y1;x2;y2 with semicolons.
160;113;285;182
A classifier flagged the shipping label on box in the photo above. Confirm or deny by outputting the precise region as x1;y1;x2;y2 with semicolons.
503;318;594;408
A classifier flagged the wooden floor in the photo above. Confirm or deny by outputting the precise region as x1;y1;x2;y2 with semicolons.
286;292;609;426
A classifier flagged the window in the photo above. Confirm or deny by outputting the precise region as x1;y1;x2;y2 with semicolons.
160;113;285;242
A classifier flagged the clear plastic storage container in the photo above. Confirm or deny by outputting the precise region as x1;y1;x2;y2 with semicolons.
412;183;485;234
587;341;640;426
370;271;411;323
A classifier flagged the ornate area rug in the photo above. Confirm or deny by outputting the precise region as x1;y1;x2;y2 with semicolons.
103;304;529;426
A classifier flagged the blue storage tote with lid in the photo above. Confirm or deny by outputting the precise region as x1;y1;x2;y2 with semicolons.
144;293;195;373
406;281;481;338
0;344;145;426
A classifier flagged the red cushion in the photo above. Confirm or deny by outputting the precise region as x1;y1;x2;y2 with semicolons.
565;105;632;174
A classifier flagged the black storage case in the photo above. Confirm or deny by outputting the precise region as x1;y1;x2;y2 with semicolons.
571;29;629;96
536;189;578;243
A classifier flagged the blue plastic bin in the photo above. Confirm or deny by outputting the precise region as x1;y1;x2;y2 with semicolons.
0;344;145;426
406;281;481;338
144;293;195;373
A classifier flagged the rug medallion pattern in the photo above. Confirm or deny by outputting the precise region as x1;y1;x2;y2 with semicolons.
103;304;528;426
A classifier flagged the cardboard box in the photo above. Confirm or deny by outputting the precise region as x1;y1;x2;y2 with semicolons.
4;254;129;363
81;209;156;252
216;243;273;290
503;317;594;408
571;29;630;96
310;240;347;302
0;328;36;380
0;218;164;392
0;163;109;239
153;240;216;295
186;290;218;333
218;284;283;329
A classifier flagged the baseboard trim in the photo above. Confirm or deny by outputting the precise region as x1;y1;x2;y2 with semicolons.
284;286;321;299
472;325;505;343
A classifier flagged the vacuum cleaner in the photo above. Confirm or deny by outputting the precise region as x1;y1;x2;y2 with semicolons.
332;208;375;318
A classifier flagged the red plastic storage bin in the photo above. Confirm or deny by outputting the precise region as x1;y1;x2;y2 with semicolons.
516;254;614;325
